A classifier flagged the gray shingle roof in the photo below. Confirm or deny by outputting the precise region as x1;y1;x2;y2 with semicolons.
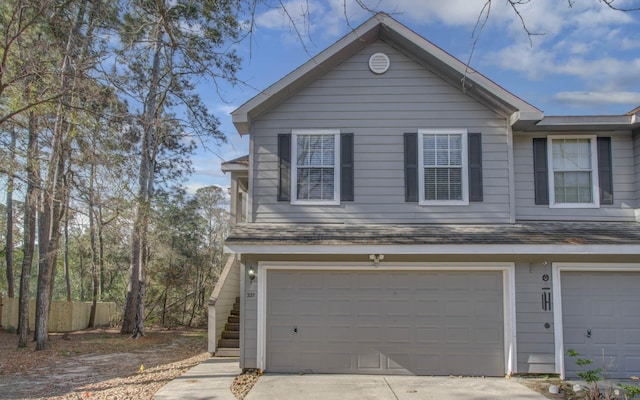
225;222;640;246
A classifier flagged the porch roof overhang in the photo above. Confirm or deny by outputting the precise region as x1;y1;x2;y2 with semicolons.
224;222;640;256
221;154;249;173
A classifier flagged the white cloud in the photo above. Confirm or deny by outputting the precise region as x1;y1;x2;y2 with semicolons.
217;104;237;115
554;91;640;106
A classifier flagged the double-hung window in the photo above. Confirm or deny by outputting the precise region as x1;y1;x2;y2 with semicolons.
548;136;599;208
418;129;468;205
291;129;340;204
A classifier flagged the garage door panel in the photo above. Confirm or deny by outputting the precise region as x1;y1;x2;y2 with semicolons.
416;299;440;316
298;272;323;289
266;269;504;375
387;299;410;316
562;271;640;379
415;326;440;343
387;354;410;370
388;273;412;289
625;357;640;375
475;300;501;316
478;327;502;344
300;351;351;371
358;352;382;369
624;302;640;317
358;273;383;289
592;301;616;316
445;300;470;316
593;329;618;345
624;329;640;344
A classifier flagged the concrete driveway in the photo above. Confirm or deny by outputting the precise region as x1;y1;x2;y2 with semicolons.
244;374;549;400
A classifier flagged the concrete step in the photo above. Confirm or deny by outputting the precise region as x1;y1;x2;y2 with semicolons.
222;330;239;339
215;347;240;357
218;338;239;348
228;315;240;324
230;309;240;317
225;322;240;331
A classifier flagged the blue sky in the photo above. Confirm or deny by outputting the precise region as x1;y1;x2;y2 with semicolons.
191;0;640;193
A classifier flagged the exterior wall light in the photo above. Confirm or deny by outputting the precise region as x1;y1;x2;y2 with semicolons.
248;267;256;282
368;254;384;266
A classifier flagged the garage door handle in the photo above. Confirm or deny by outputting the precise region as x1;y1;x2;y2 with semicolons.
586;329;591;338
293;326;298;334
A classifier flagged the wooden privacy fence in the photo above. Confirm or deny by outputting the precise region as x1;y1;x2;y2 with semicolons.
0;296;118;332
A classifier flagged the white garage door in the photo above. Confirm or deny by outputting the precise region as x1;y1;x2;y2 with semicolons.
562;271;640;379
266;269;504;375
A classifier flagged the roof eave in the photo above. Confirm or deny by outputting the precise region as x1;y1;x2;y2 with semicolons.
221;164;248;173
225;243;640;256
521;114;640;132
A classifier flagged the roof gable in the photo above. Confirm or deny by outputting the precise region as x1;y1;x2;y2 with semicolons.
231;13;543;135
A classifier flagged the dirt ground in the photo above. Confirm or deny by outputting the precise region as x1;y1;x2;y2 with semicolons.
0;326;210;400
0;326;597;400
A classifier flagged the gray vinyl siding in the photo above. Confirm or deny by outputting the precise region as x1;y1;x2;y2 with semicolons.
241;260;258;369
634;131;640;209
515;262;556;374
514;132;637;221
250;40;511;224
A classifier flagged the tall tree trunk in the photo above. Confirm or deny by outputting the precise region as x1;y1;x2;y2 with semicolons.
34;0;88;350
18;112;39;348
64;196;71;302
121;22;163;337
88;161;98;327
97;205;104;301
35;134;66;349
5;129;16;298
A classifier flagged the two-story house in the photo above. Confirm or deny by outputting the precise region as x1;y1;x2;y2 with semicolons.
208;13;640;379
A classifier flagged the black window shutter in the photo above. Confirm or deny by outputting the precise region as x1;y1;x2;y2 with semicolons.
404;132;418;202
533;138;549;205
277;134;291;201
597;137;613;205
468;132;483;202
340;133;354;201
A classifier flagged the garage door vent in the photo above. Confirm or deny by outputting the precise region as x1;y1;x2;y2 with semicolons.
369;52;390;74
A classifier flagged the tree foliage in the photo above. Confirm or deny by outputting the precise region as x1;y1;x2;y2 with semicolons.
0;0;237;346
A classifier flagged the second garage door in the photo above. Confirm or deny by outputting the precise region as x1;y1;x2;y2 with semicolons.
562;271;640;379
266;269;504;375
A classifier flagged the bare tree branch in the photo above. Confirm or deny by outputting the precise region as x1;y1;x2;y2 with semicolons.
600;0;640;11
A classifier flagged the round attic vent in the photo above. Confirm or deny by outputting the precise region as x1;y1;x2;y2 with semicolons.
369;52;390;74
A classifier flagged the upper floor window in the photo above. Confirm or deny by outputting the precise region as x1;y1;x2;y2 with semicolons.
548;136;599;208
291;130;340;204
418;129;469;205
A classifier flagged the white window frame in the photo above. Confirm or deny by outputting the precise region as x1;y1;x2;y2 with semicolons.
418;129;469;206
547;135;599;209
291;129;340;205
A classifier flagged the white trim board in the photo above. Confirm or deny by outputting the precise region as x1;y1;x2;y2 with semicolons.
552;263;640;379
256;262;517;375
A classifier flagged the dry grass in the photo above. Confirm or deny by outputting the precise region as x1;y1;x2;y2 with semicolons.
0;326;209;400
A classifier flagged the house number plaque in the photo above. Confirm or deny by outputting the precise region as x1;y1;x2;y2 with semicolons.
246;292;255;298
541;274;551;311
